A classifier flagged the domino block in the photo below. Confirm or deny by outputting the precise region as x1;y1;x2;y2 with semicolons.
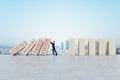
32;38;43;56
40;38;51;56
9;41;26;55
108;39;116;56
88;39;96;55
68;38;75;55
78;39;85;56
22;39;36;56
98;39;107;56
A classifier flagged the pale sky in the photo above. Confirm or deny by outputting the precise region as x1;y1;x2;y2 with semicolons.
0;0;120;46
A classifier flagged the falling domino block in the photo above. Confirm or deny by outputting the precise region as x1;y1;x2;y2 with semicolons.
98;39;107;56
78;39;85;56
9;41;26;55
32;38;43;56
108;39;116;56
68;38;76;55
22;39;36;56
40;38;51;56
88;39;96;56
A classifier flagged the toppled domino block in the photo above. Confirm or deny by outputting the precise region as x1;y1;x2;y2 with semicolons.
98;39;107;56
88;39;96;56
68;38;76;56
40;38;51;56
32;38;43;56
78;38;85;56
108;39;116;56
22;39;36;56
9;41;26;55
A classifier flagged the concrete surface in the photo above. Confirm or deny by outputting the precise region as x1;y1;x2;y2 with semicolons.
0;55;120;80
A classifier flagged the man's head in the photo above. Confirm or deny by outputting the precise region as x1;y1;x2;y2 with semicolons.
53;41;55;43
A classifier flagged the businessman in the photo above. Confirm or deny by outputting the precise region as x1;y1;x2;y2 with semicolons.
51;41;57;56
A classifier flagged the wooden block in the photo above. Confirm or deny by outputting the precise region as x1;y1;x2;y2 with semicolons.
68;38;75;55
40;38;51;56
22;39;36;56
78;39;85;56
32;38;43;56
98;39;107;56
9;41;26;55
88;39;96;56
108;39;116;56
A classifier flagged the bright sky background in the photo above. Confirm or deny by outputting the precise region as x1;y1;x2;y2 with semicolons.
0;0;120;46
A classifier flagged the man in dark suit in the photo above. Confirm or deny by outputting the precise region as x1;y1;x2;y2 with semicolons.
51;41;57;56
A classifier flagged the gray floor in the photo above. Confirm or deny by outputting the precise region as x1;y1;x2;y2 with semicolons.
0;55;120;80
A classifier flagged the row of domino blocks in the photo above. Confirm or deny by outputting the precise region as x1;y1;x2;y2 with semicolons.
9;38;51;56
69;38;116;56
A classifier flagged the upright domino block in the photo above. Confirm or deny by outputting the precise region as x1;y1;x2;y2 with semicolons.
98;39;107;56
22;39;36;56
40;38;51;56
68;38;75;55
32;38;43;56
108;39;116;56
9;41;26;55
78;39;85;56
88;39;96;55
